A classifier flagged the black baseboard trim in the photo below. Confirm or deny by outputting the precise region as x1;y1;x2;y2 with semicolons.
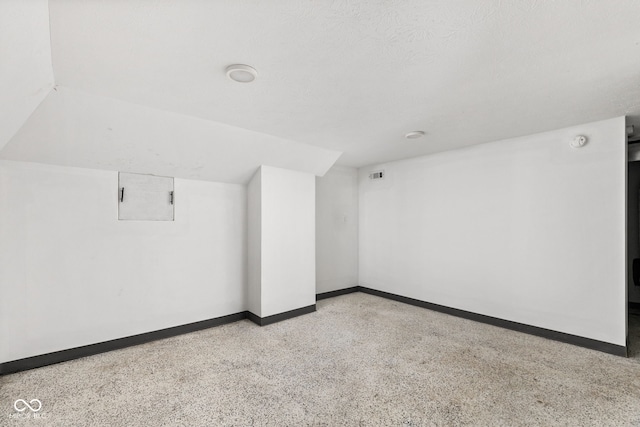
2;289;628;376
245;311;262;325
0;312;247;376
1;303;319;376
247;304;317;326
358;286;628;357
630;302;640;310
316;287;360;301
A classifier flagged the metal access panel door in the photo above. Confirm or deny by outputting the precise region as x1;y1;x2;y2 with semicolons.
118;172;174;221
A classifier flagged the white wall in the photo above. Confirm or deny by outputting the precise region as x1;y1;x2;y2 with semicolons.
316;166;359;293
248;166;316;318
247;169;262;316
359;117;627;346
0;160;247;363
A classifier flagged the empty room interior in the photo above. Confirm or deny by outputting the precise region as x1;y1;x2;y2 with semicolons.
1;1;640;425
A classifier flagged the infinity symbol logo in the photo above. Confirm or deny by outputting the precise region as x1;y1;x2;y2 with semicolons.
14;399;42;412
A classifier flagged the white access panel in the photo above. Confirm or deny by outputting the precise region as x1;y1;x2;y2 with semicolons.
118;172;174;221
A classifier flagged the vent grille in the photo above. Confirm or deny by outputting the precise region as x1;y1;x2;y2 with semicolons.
369;170;385;180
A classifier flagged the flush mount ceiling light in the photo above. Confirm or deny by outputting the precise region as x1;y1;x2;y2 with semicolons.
405;131;425;139
226;64;258;83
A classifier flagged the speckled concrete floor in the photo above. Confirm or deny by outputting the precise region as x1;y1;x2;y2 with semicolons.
2;293;640;426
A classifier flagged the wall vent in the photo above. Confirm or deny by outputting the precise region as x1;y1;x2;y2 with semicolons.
369;170;385;180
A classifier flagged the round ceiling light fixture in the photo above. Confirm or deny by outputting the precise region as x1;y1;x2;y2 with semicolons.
405;130;425;139
226;64;258;83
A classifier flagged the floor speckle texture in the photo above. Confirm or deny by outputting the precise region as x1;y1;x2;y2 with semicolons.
2;293;640;426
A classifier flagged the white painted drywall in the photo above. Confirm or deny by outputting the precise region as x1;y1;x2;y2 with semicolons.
0;0;54;150
247;166;316;318
0;160;246;363
247;169;262;316
0;86;342;184
359;117;627;346
316;166;359;293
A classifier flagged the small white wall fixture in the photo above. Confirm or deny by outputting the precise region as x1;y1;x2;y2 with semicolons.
247;165;316;319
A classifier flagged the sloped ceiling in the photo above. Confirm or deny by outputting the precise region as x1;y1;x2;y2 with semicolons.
2;0;640;180
1;86;341;183
0;0;54;151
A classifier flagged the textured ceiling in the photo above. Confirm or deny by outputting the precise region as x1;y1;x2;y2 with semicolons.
2;0;640;177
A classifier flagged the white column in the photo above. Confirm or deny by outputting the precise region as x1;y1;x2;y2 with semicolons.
247;165;316;320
